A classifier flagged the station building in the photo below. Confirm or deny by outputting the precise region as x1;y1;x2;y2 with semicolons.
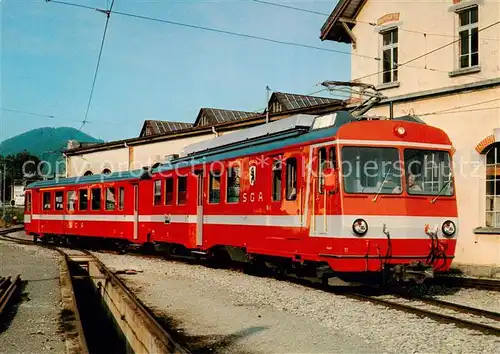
321;0;500;276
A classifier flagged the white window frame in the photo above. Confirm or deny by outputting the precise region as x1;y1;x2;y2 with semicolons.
485;145;500;228
380;27;398;84
457;6;479;69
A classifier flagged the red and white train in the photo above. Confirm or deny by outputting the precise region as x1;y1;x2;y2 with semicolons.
24;111;458;283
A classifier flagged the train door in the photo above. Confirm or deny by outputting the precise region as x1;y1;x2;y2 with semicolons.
310;145;337;236
133;184;139;240
196;171;204;247
24;191;32;225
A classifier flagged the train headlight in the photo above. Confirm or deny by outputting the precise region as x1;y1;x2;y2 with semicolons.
394;126;407;137
442;220;456;237
352;219;368;236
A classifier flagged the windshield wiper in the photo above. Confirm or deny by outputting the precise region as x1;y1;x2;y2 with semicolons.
372;167;392;202
430;176;452;204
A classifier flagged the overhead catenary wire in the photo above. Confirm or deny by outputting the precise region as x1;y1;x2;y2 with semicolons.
251;0;500;41
0;107;139;126
45;0;379;60
79;0;115;132
418;97;500;116
353;19;500;82
250;0;331;17
0;107;88;123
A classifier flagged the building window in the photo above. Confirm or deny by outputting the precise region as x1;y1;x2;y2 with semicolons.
106;187;116;210
67;191;76;211
272;158;282;202
381;28;398;83
79;189;88;210
43;192;51;210
84;170;93;176
91;188;101;210
118;187;125;210
227;166;240;203
209;171;221;204
177;176;187;205
102;168;111;175
286;158;297;201
485;145;500;227
458;6;479;69
55;191;64;211
165;178;174;205
153;180;162;206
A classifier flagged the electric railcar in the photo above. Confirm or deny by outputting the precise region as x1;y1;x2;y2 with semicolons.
24;111;458;283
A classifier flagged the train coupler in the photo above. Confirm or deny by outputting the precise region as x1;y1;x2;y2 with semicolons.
390;262;434;284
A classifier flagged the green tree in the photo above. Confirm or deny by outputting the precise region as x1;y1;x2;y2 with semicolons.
0;151;42;202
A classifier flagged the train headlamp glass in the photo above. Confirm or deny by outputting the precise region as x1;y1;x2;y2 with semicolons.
442;220;456;237
352;219;368;236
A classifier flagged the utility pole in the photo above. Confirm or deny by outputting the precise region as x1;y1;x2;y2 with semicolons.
266;85;270;124
2;163;6;219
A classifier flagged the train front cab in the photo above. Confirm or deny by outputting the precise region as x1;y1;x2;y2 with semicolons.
24;189;34;234
312;119;458;282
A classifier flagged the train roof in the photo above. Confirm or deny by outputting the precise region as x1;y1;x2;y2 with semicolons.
155;111;430;173
27;111;431;189
26;170;142;190
155;111;354;173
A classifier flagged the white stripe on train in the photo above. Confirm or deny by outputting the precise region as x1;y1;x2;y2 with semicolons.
29;214;458;239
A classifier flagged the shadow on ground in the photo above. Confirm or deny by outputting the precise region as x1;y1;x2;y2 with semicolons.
153;308;268;354
0;280;28;334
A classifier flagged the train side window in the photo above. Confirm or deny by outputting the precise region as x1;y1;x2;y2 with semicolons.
227;166;240;203
79;189;88;210
153;180;162;206
106;187;116;210
272;159;282;201
43;192;51;210
25;192;32;212
329;147;337;169
118;187;125;210
55;191;64;211
286;158;297;201
165;178;174;205
209;171;221;204
177;176;187;205
318;148;327;194
91;188;101;211
67;191;76;211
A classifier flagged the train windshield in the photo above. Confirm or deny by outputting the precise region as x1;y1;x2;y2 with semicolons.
404;149;453;196
341;147;402;194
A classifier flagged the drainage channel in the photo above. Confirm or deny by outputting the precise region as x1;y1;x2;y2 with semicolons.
64;252;189;354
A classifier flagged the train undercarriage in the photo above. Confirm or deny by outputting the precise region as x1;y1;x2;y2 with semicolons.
32;232;440;286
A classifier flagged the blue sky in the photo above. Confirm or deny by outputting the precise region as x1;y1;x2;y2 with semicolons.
1;0;349;143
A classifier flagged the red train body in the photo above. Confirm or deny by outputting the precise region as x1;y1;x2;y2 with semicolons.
24;112;458;283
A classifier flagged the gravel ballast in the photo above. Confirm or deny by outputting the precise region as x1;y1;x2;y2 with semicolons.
0;234;65;354
94;252;500;354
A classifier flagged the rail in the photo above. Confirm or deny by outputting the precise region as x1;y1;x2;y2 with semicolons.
345;292;500;336
435;275;500;292
68;250;190;354
0;275;21;319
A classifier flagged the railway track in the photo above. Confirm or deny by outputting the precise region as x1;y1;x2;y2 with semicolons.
435;275;500;292
0;274;21;320
346;292;500;336
0;227;25;322
0;227;189;353
3;227;500;338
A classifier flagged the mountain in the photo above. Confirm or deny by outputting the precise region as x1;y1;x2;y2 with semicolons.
0;127;103;176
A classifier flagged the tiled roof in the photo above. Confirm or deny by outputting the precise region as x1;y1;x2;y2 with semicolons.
140;120;193;137
269;92;343;113
194;108;259;127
